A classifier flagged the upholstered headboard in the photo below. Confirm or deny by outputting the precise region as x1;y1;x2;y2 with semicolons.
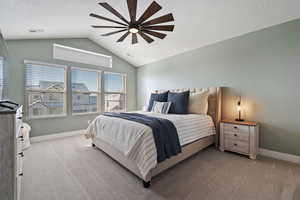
153;87;222;145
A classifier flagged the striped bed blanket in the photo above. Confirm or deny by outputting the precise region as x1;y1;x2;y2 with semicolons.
86;111;216;179
102;112;182;163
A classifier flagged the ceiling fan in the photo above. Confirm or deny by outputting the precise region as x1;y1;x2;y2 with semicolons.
90;0;175;44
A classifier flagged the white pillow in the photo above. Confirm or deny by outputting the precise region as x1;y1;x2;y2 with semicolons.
188;91;209;114
151;101;172;114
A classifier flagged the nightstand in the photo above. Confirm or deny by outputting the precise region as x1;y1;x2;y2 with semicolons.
219;119;259;159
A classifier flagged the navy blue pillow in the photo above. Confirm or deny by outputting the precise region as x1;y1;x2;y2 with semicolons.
147;91;169;111
167;91;190;114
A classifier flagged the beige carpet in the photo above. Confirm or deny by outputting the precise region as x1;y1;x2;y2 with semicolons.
22;135;300;200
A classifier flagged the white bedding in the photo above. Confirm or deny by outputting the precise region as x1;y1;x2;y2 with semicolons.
87;111;216;179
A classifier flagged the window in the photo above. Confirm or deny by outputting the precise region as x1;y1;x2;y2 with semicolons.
24;59;128;119
53;44;112;68
0;57;3;99
25;61;67;119
71;68;101;115
104;72;126;112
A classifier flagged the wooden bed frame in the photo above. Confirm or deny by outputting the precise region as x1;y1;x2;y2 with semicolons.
92;87;222;188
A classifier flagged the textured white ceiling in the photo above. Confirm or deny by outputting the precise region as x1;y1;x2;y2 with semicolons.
1;0;300;67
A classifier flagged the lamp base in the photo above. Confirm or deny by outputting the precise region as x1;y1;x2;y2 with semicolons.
235;118;245;122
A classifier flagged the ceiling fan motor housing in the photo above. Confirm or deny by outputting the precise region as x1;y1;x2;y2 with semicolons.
129;24;140;33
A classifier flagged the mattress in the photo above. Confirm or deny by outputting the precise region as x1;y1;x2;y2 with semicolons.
87;111;216;179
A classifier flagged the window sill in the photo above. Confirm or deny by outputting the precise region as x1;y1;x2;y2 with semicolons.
27;114;67;120
72;112;100;117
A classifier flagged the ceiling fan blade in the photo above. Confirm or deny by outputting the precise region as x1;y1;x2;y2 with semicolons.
90;13;127;26
142;30;166;39
137;1;162;24
101;29;127;36
142;13;174;26
143;25;174;32
117;31;130;42
91;25;127;28
99;3;129;24
127;0;137;22
132;33;138;44
138;31;154;43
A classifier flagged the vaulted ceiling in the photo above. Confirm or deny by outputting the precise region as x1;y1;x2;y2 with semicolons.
1;0;300;67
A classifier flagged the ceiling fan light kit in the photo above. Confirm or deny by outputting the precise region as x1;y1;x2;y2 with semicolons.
90;0;175;44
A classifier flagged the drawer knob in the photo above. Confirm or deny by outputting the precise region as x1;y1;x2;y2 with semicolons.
234;126;238;129
234;134;237;137
234;143;237;146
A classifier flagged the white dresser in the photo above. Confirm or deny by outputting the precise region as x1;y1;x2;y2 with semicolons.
219;119;259;159
0;101;24;200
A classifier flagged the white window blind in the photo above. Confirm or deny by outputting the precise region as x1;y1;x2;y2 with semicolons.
25;61;67;119
71;67;101;115
53;44;112;68
104;72;126;112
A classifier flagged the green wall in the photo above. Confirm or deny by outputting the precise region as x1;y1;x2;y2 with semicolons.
6;38;136;137
137;19;300;156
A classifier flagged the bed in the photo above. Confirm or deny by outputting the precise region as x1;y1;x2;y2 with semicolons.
87;87;222;187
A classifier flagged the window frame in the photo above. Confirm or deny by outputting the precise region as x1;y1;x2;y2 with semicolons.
71;67;102;116
24;60;67;120
104;71;127;112
0;57;3;98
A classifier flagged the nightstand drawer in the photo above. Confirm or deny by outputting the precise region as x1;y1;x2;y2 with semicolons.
224;123;249;134
224;130;249;142
224;139;249;154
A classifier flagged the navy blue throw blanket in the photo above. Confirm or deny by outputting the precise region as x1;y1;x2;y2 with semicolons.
103;112;182;162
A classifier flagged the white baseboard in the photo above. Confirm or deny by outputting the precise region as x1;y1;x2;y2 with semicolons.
31;129;86;143
259;148;300;164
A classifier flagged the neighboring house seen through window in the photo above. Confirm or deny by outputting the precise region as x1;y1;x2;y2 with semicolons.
25;61;67;119
104;72;126;112
71;68;101;115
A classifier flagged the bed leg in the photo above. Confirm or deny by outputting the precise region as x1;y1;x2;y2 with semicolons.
92;143;95;147
143;181;151;188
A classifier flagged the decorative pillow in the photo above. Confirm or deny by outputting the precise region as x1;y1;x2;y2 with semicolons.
188;91;209;114
147;91;169;111
167;91;190;114
151;101;172;114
